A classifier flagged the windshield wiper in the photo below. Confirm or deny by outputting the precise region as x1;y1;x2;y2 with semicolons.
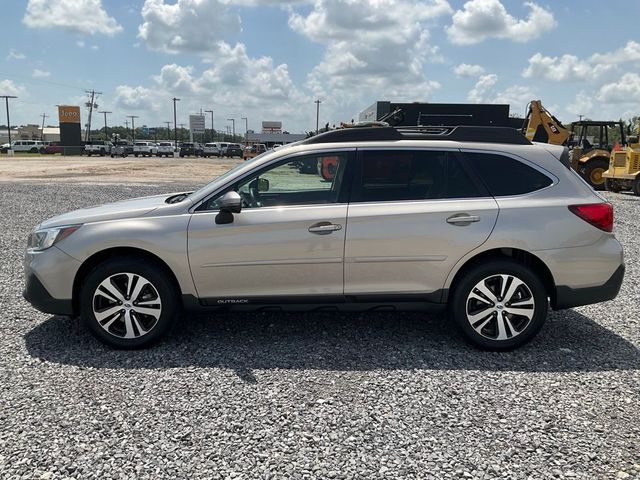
165;192;192;204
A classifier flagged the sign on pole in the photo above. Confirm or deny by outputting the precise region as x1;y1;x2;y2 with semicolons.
189;115;206;134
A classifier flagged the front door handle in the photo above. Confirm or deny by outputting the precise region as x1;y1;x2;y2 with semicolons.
446;214;481;226
308;222;342;235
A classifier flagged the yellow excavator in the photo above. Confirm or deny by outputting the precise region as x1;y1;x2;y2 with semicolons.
522;100;625;190
602;124;640;195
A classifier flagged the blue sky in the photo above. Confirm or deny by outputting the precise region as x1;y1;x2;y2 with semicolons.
1;0;639;133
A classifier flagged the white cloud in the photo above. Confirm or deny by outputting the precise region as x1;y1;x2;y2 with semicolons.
32;69;51;78
447;0;556;45
596;73;640;104
23;0;123;36
590;40;640;65
113;41;309;131
523;53;592;82
467;74;497;103
523;41;640;83
467;74;534;109
76;40;85;48
289;0;450;120
7;49;26;61
453;63;485;78
566;91;595;117
114;85;159;112
0;80;27;98
493;85;535;109
138;0;241;54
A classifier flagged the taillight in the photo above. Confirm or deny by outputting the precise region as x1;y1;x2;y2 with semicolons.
568;203;613;232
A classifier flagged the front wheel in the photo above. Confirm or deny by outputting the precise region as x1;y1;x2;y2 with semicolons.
633;176;640;196
80;257;179;349
449;260;548;351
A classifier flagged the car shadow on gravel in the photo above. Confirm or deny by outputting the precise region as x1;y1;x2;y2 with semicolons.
24;308;640;380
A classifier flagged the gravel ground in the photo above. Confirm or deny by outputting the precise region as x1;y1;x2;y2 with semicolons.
0;183;638;480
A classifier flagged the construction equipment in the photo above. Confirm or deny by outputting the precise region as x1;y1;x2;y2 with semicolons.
522;100;626;190
602;124;640;195
568;120;626;190
523;100;570;145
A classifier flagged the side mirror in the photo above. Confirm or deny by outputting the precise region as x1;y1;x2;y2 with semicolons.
218;191;242;213
215;191;241;225
257;178;269;192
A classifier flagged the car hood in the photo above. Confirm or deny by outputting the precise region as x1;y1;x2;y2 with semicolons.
38;193;188;229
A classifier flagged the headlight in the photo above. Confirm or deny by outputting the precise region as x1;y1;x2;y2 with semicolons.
27;225;81;252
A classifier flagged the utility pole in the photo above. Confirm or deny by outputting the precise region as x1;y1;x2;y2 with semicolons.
127;115;139;142
173;97;180;147
164;121;171;140
205;109;214;142
314;99;322;134
227;118;235;140
40;113;48;141
99;111;111;141
1;95;17;155
84;89;102;142
124;119;130;138
241;116;248;145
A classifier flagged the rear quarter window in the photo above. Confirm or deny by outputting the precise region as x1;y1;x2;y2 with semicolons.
464;152;553;196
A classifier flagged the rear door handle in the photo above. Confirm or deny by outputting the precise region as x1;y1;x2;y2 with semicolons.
446;214;480;226
308;222;342;235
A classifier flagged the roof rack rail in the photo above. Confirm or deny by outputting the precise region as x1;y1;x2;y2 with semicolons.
302;125;532;145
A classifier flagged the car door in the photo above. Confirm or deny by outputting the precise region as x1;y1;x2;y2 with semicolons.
344;148;499;300
188;150;354;302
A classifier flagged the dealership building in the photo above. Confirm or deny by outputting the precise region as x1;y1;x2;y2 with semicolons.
246;121;305;147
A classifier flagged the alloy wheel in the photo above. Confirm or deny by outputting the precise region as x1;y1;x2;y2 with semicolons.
465;274;535;341
92;272;162;339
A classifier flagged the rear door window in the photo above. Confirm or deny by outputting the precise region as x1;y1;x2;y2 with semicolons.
351;149;485;202
464;152;553;196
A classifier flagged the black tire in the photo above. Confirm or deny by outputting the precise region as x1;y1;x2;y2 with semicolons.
633;176;640;196
30;147;38;153
605;178;622;193
39;148;46;154
581;158;609;190
99;148;105;156
449;260;548;351
80;256;179;349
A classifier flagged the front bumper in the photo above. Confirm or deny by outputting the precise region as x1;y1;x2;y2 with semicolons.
23;246;81;316
23;273;74;315
554;264;625;310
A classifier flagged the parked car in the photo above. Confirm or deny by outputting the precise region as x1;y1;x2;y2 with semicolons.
225;143;243;158
84;140;112;156
243;143;267;160
203;143;221;157
157;142;175;157
215;142;229;156
110;142;128;158
44;142;64;155
22;125;624;350
133;141;158;157
179;142;203;157
0;143;10;153
9;140;45;153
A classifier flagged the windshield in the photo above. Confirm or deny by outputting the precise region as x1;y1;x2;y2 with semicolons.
188;151;273;199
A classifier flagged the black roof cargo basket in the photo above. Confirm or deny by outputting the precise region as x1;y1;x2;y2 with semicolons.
302;125;532;145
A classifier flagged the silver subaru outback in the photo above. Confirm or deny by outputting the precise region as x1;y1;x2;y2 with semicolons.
23;126;624;350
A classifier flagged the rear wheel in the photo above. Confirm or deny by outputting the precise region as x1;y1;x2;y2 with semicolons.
80;257;179;349
633;176;640;196
581;158;609;190
450;260;548;350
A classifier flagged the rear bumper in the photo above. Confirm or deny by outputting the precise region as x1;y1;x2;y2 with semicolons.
23;273;73;315
554;264;625;310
